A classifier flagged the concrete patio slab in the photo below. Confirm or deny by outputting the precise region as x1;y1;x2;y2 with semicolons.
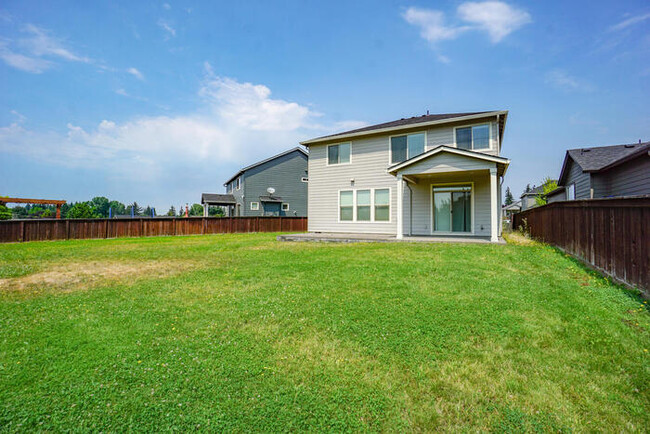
277;232;505;244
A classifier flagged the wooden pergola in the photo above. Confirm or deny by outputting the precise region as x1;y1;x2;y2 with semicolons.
0;197;66;219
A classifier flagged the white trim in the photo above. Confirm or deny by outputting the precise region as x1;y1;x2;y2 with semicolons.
452;122;493;152
250;201;259;211
337;187;392;223
300;111;508;145
281;202;289;211
567;183;576;200
236;177;241;190
326;142;352;166
388;130;428;166
430;182;475;236
489;168;498;242
388;146;509;174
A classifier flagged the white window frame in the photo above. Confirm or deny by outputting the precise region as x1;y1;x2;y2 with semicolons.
236;177;241;190
567;183;576;200
388;131;428;165
430;182;475;236
327;142;352;166
453;123;493;151
337;188;392;223
250;201;259;211
281;203;289;211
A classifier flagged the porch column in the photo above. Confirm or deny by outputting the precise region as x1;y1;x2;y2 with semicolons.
489;168;498;242
396;174;404;239
203;204;208;217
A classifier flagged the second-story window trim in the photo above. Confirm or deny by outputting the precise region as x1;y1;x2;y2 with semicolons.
327;142;351;165
236;177;241;190
454;123;491;151
390;132;426;165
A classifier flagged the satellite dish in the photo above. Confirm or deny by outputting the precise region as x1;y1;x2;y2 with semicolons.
267;187;275;195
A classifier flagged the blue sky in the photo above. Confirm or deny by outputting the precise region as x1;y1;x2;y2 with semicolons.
1;0;649;210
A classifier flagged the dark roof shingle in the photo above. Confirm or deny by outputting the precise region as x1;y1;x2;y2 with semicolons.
303;111;500;143
567;141;650;172
201;193;236;205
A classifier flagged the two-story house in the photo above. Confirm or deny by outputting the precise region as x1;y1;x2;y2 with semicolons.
545;141;650;202
222;147;308;217
300;111;510;242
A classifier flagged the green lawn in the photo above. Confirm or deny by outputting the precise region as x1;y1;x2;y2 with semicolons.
0;233;648;432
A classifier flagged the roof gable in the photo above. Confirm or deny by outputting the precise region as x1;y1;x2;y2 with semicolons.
558;141;650;185
387;146;509;175
223;147;307;186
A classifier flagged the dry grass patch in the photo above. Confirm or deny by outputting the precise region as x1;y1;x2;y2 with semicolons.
0;259;196;293
503;231;537;246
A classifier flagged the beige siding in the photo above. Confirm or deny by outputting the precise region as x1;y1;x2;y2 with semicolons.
308;136;397;234
425;121;499;156
307;119;501;235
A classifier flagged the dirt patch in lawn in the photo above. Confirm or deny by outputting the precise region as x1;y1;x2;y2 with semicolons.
0;260;195;293
503;232;536;246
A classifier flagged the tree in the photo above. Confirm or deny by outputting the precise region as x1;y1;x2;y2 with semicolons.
91;197;110;217
504;187;514;206
108;200;126;217
189;203;204;216
127;202;143;216
535;177;558;206
208;206;225;217
0;204;11;220
67;202;98;219
166;206;176;216
524;184;532;194
143;206;153;217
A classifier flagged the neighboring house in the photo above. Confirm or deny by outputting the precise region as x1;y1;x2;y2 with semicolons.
520;184;546;211
222;147;308;217
546;141;650;203
300;111;510;242
502;200;521;221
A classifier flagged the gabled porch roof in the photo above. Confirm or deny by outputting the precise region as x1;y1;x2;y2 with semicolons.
387;146;510;177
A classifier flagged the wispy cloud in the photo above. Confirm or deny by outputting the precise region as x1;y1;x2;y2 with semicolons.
403;1;531;62
545;69;593;92
0;24;91;73
457;1;531;43
127;67;144;80
609;12;650;32
157;19;176;38
0;66;363;180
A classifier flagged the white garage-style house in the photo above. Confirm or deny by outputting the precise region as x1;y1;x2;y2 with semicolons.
294;111;510;243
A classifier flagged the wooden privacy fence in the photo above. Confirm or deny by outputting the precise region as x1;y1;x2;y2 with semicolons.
512;197;649;294
0;217;307;243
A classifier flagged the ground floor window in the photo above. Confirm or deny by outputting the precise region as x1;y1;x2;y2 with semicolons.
340;191;353;221
433;185;471;233
356;190;371;221
374;189;390;221
250;202;259;211
339;188;390;222
282;203;289;211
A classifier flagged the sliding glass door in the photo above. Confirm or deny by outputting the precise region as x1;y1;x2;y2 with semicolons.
433;185;471;233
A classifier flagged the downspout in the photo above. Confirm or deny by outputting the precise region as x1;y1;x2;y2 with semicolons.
406;183;413;236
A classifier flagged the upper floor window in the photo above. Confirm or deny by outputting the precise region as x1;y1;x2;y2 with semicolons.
391;133;425;164
236;177;241;190
456;124;490;151
328;143;351;165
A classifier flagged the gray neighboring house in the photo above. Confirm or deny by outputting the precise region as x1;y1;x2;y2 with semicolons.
222;147;308;217
546;141;650;203
520;184;548;211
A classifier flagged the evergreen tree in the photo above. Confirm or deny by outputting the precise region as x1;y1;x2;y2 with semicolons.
143;206;153;217
127;202;143;216
504;187;514;206
208;206;225;217
167;206;176;216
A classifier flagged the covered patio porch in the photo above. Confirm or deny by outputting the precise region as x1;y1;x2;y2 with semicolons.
389;146;510;243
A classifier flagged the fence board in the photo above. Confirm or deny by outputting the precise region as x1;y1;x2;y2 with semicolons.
513;197;650;295
0;217;307;244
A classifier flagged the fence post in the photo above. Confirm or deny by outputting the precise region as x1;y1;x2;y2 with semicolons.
19;221;25;242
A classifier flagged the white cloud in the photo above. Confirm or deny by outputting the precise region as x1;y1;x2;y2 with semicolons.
157;19;176;38
0;72;361;179
545;70;593;92
402;1;531;60
127;67;144;80
0;24;91;73
609;12;650;32
402;7;468;43
457;1;531;43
